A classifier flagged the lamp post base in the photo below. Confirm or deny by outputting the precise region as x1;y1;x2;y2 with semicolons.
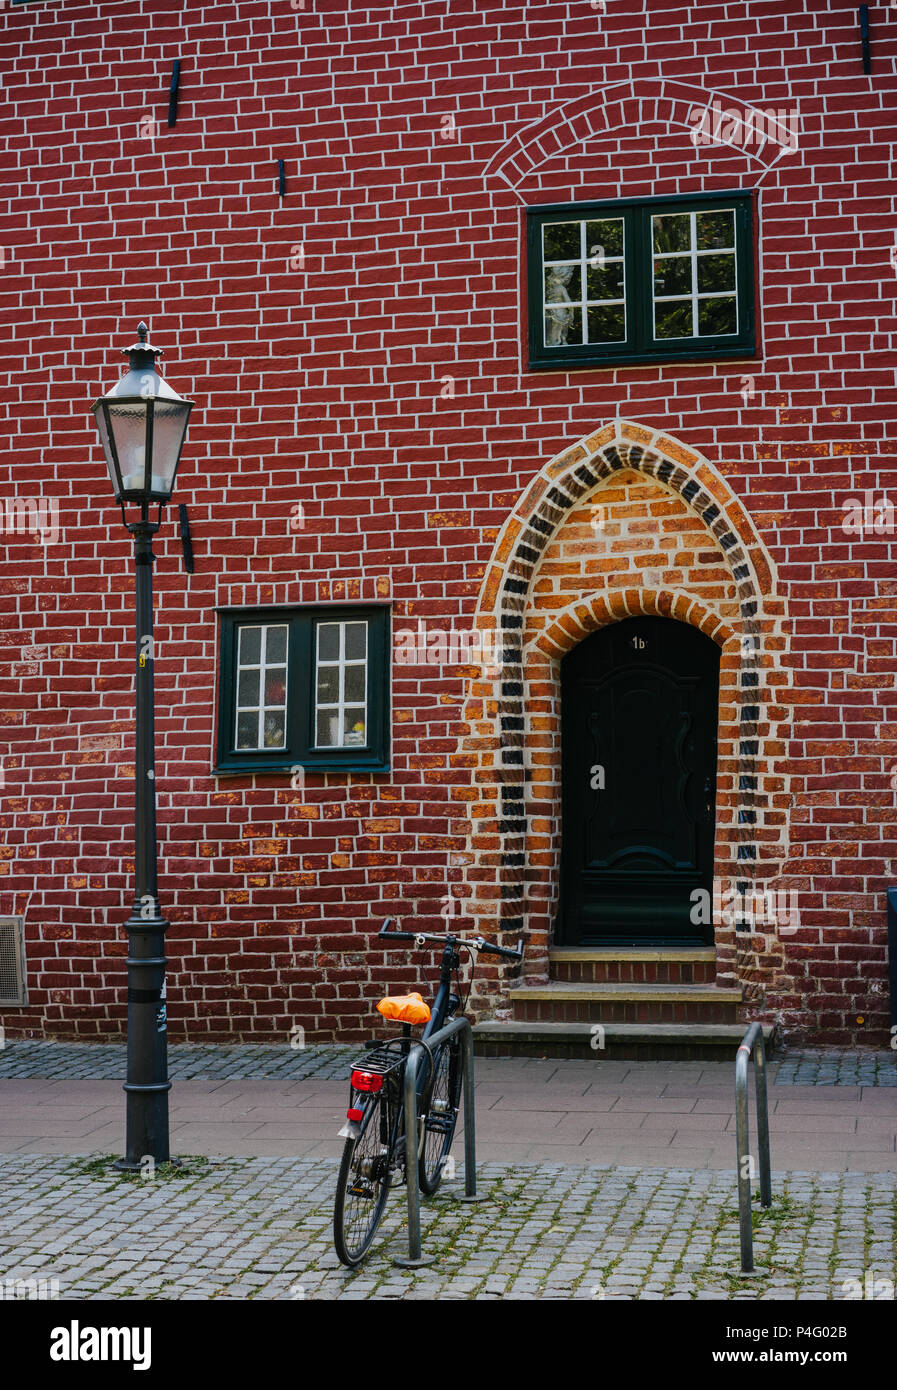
111;1156;182;1174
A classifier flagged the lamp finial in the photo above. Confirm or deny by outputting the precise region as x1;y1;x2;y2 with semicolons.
124;321;162;367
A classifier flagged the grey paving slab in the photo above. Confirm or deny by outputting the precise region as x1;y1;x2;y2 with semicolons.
612;1097;698;1113
849;1093;897;1110
671;1150;735;1169
694;1097;747;1113
481;1095;611;1112
0;1120;112;1138
856;1118;897;1135
224;1123;346;1144
614;1146;717;1166
843;1153;897;1171
764;1116;861;1134
659;1086;738;1100
194;1140;341;1159
775;1132;894;1152
1;1046;896;1176
0;1106;115;1122
474;1115;591;1139
186;1106;332;1123
772;1095;866;1112
21;1083;124;1100
648;1114;730;1132
167;1123;268;1140
0;1137;119;1155
473;1081;594;1096
575;1112;652;1131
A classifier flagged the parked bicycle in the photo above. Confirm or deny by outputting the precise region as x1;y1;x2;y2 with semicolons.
332;917;523;1267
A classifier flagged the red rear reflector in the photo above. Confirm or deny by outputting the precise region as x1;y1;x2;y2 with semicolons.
351;1069;383;1092
347;1107;363;1122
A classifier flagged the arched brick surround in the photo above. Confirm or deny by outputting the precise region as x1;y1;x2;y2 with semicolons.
457;421;789;1019
482;77;797;198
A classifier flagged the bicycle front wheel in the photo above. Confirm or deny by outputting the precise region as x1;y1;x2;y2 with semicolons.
419;1035;463;1195
333;1095;393;1267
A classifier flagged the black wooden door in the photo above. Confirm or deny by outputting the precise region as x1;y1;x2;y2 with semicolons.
558;616;720;946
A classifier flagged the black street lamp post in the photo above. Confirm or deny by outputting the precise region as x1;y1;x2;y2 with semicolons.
91;323;194;1170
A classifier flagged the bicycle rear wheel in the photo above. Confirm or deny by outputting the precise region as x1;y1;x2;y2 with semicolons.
333;1095;393;1266
419;1035;463;1195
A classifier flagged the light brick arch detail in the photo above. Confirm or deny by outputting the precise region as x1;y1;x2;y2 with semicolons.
456;420;789;1017
531;589;738;661
483;78;797;196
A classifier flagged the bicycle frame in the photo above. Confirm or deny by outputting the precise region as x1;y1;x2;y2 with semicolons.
339;939;459;1149
421;938;462;1041
339;922;520;1148
375;941;461;1126
333;919;522;1266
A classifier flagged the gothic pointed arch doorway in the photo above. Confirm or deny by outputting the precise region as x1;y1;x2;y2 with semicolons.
456;420;790;1031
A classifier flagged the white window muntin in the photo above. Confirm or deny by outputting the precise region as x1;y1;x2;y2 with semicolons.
314;620;368;749
542;218;626;345
651;209;739;340
234;623;289;750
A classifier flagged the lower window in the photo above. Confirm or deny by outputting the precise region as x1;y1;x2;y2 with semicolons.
215;605;390;772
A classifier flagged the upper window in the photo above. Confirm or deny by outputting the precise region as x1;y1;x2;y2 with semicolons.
216;606;390;773
526;192;755;369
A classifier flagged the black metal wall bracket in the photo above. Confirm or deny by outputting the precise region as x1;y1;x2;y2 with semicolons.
860;4;871;75
277;158;287;197
168;59;181;127
178;503;195;573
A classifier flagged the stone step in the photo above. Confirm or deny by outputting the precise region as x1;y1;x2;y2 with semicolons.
549;947;718;986
511;980;742;1025
472;1019;776;1062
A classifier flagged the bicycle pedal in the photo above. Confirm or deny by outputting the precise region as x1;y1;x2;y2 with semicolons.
348;1182;375;1200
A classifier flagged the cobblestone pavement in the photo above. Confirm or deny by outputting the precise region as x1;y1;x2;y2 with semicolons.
0;1041;360;1081
1;1040;894;1084
2;1044;894;1301
0;1154;893;1301
773;1049;897;1087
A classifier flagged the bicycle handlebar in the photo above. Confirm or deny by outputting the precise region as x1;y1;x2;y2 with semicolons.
378;917;523;962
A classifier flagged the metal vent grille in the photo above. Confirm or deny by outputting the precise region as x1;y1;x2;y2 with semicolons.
0;918;27;1006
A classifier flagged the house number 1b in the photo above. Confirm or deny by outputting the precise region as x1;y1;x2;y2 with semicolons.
630;637;646;649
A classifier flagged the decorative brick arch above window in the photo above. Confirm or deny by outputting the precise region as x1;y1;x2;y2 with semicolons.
483;78;799;197
455;421;789;1017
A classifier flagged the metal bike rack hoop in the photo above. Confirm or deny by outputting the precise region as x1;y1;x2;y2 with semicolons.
887;887;897;1033
735;1021;773;1274
393;1014;482;1269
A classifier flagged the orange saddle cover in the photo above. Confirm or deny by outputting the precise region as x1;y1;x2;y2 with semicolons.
376;992;431;1025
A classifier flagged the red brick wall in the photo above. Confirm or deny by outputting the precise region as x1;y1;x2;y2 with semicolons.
1;0;895;1044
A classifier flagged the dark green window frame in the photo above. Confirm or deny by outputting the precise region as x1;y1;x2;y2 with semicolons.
527;190;756;370
215;605;390;774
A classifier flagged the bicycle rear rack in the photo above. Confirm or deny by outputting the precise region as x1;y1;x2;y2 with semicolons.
354;1041;409;1076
